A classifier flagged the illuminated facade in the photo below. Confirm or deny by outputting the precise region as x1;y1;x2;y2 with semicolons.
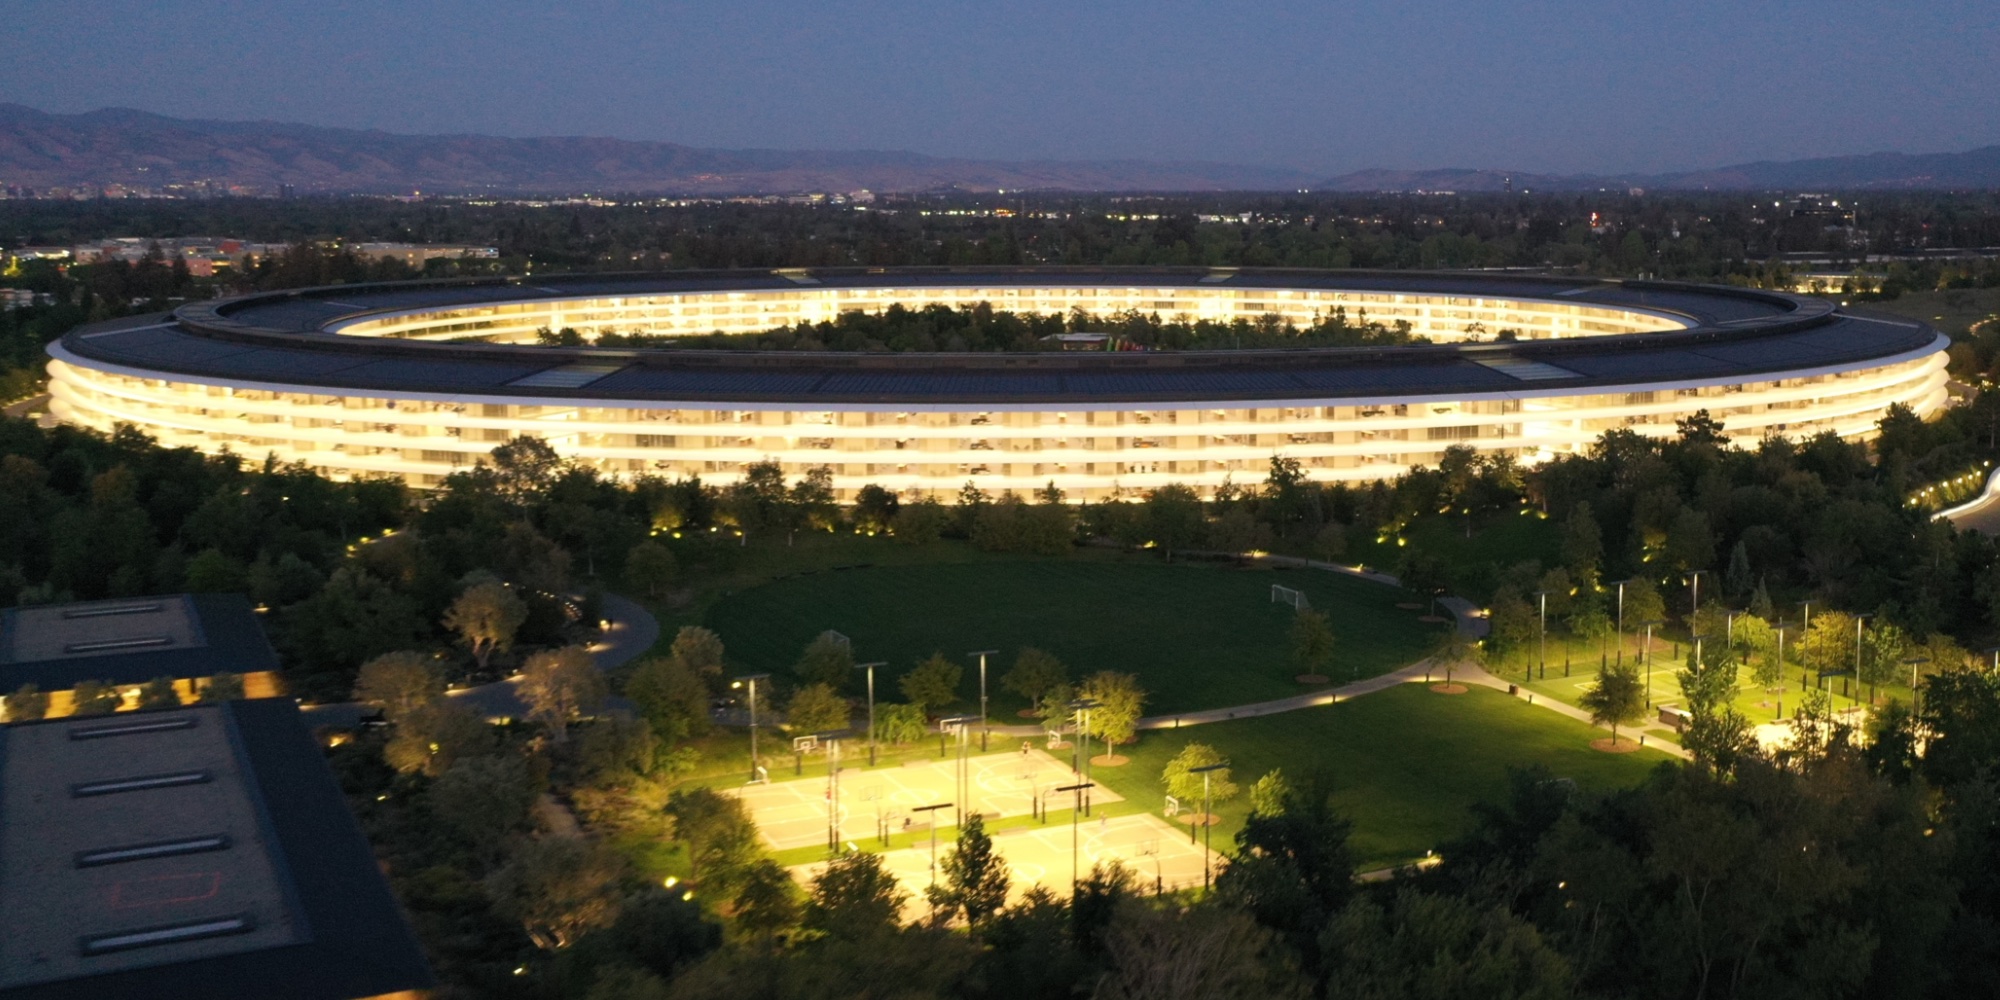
48;269;1948;500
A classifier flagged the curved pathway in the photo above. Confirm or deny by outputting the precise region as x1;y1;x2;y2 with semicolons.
302;590;659;727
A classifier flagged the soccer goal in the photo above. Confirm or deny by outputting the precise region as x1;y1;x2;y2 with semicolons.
1271;584;1310;611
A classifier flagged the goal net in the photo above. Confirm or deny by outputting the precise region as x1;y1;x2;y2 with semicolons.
1271;584;1310;611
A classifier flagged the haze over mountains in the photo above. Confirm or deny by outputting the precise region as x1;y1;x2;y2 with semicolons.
2;103;1997;196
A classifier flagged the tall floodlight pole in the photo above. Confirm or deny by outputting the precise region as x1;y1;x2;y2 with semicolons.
1684;570;1706;623
857;661;884;766
1641;620;1664;707
1191;761;1229;890
1068;698;1100;814
1533;590;1550;680
731;673;770;782
913;801;952;918
940;716;976;824
1855;613;1873;704
1986;645;2000;672
1056;781;1095;895
1904;656;1931;709
1774;621;1791;717
970;650;998;751
1613;579;1636;665
814;732;851;854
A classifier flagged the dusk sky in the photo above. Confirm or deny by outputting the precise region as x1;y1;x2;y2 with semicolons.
5;0;1997;176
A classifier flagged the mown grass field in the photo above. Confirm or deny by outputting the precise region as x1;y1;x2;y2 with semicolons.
703;557;1444;716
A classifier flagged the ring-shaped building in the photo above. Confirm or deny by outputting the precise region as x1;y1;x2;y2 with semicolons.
47;267;1948;500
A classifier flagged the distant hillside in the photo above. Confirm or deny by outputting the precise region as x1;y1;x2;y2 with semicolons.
0;104;1314;195
0;103;1995;195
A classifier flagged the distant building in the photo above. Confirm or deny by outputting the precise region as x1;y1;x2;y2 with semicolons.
0;595;283;718
348;243;500;268
0;698;434;1000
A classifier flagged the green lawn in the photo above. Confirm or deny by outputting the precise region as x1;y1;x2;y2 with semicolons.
702;557;1445;716
1087;684;1672;868
1833;287;2000;338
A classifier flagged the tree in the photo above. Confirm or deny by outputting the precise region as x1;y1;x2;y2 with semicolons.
1210;506;1274;556
625;540;678;598
1488;587;1539;658
1290;609;1336;677
928;814;1010;928
625;654;713;742
442;580;528;672
1311;522;1348;563
134;676;181;711
1799;610;1858;677
1560;502;1603;584
1249;769;1290;817
198;672;245;702
890;496;950;545
1079;670;1146;747
489;434;567;509
852;484;900;534
69;679;122;716
1001;647;1068;705
875;703;930;745
664;787;760;887
1163;742;1238;810
431;753;544;855
1621;576;1666;636
804;851;909;939
3;683;49;723
794;630;855;690
353;650;444;722
731;859;801;943
1732;614;1783;691
1580;661;1645;744
1215;770;1356;952
1095;902;1298;1000
1321;890;1574;1000
519;645;607;744
385;700;497;776
1862;621;1909;700
669;625;727;677
1429;628;1483;687
484;836;628;950
1678;645;1757;774
1143;483;1206;561
786;682;850;735
900;654;962;713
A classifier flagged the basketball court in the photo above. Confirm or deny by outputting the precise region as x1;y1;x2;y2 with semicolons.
725;746;1122;851
789;813;1218;908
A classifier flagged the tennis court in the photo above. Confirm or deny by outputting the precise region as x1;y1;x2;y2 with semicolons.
727;747;1122;851
790;813;1218;909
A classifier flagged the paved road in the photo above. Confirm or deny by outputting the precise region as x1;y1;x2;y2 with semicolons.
302;590;659;727
1941;468;2000;536
3;392;53;424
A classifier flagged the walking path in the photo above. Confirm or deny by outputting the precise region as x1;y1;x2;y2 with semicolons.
303;590;659;727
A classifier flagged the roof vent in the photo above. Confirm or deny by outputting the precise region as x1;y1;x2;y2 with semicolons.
71;771;214;797
76;835;232;868
80;915;256;956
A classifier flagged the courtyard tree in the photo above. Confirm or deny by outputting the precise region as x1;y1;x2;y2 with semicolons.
785;682;850;735
624;539;678;598
1429;628;1483;687
795;630;855;690
385;700;497;776
198;672;245;702
1163;743;1238;816
353;649;444;722
731;859;801;944
1290;609;1336;679
2;683;48;723
875;703;930;745
1249;769;1290;817
625;654;713;742
668;625;727;677
1143;483;1206;561
664;787;760;888
483;836;628;950
520;645;607;744
1581;661;1646;746
69;679;122;716
1079;670;1146;749
430;753;544;856
805;850;909;939
900;654;962;714
928;814;1010;928
1001;647;1069;706
1678;645;1756;774
135;675;181;710
442;580;528;672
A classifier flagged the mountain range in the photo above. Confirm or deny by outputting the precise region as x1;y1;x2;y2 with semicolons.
2;103;1997;196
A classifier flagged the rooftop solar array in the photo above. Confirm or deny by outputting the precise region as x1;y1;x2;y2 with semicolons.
62;270;1936;405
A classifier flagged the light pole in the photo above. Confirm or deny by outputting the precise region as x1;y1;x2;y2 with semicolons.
1068;698;1100;809
1056;781;1095;894
1855;613;1873;704
1191;760;1229;890
813;730;851;854
1773;621;1791;718
940;716;976;824
1612;578;1638;665
1533;589;1550;681
970;650;997;751
913;801;952;916
1641;619;1664;707
1684;570;1707;624
856;661;884;765
731;673;770;783
1903;655;1930;708
1986;645;2000;672
1726;609;1742;648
